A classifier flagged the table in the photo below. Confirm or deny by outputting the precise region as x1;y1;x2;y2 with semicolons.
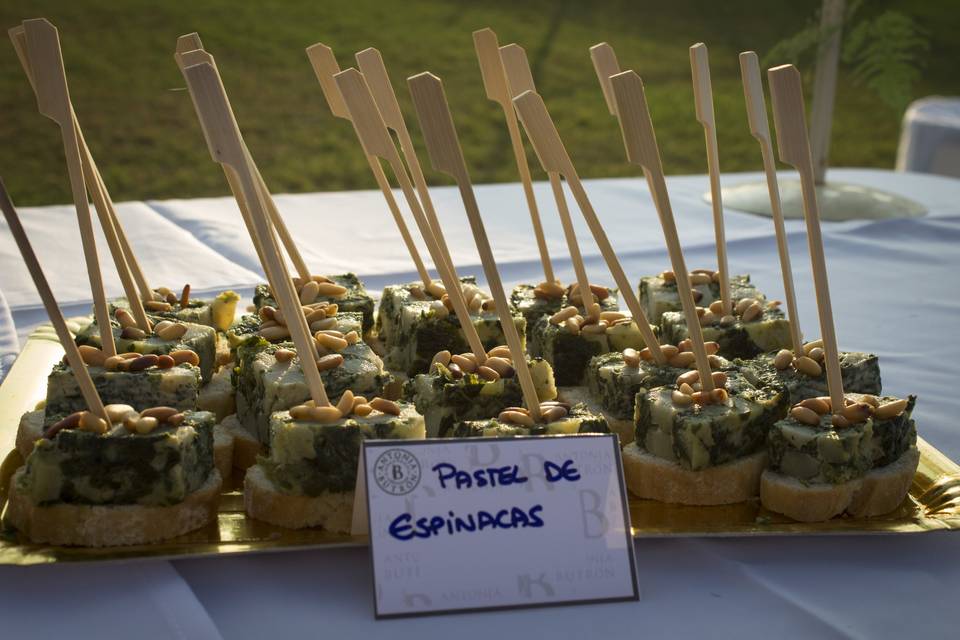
1;169;957;638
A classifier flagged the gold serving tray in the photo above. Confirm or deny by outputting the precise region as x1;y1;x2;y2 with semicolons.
1;323;959;565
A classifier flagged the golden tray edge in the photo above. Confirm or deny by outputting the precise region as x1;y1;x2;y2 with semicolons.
1;323;959;565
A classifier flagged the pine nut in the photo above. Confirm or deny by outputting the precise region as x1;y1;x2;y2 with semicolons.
430;300;449;318
690;273;711;285
128;354;159;372
426;281;447;299
481;299;497;312
774;348;793;370
447;363;464;379
741;302;763;322
719;314;736;326
677;370;700;386
179;284;191;307
708;300;724;315
121;326;146;340
165;292;179;306
115;308;137;329
735;298;754;315
708;354;725;368
431;350;452;368
767;299;782;309
799;398;830;415
807;347;824;362
79;411;108;434
336;390;355;416
541;406;568;422
325;304;338;317
469;295;483;313
661;345;679;359
660;270;676;282
441;294;454;312
484;356;513;377
538;281;565;298
478;365;500;381
669;352;696;368
600;311;626;322
711;388;729;403
712;371;727;387
699;311;717;326
170;349;200;366
310;317;338;332
157;354;176;369
842;402;873;423
312;275;333;284
104;404;137;424
309;406;343;423
370;397;401;416
564;318;581;335
275;348;296;363
803;339;823;355
290;404;312;420
297;280;319;304
860;395;880;408
622;348;640;368
581;321;608;335
703;341;720;355
259;325;290;341
316;282;348;297
672;390;693;406
499;410;534;426
793;355;822;377
104;355;127;371
156;286;173;297
875;398;908;419
691;391;708;405
353;403;373;417
791;406;821;426
259;306;276;322
316;354;344;371
409;285;427;301
639;347;653;361
124;415;158;434
487;345;511;359
679;382;695;395
451;354;477;373
156;322;188;341
292;277;305;290
550;306;578;325
141;406;179;422
144;300;173;312
79;345;106;367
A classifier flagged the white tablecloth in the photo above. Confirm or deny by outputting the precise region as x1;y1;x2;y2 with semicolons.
1;169;958;638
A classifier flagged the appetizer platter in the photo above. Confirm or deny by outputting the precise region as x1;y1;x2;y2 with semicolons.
1;19;959;565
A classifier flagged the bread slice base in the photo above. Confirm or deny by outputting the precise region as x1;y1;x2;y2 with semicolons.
212;423;235;483
557;385;634;446
761;446;920;522
243;464;353;533
15;409;43;460
5;469;221;547
622;442;766;505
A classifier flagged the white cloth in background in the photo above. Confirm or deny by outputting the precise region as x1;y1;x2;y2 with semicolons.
3;169;960;639
0;289;17;382
897;96;960;178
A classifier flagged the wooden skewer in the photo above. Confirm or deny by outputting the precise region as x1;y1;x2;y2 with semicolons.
690;43;732;316
473;28;554;285
305;43;431;288
512;90;665;364
334;68;488;361
353;49;461;288
23;19;116;357
10;25;152;331
609;71;715;393
0;178;107;419
589;42;622;117
739;52;804;355
498;42;595;315
175;35;311;284
182;61;329;406
408;72;541;420
767;64;844;414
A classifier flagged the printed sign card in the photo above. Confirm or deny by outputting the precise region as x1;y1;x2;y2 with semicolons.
362;434;638;617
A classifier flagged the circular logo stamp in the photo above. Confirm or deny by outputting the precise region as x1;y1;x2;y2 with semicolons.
373;448;421;496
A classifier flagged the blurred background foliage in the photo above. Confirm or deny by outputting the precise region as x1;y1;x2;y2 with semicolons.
1;0;957;205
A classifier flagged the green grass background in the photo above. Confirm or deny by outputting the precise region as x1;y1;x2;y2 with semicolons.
2;0;957;206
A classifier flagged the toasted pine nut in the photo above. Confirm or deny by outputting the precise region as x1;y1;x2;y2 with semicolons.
124;415;158;434
426;281;446;299
79;345;106;367
431;350;452;368
550;306;578;325
708;354;725;368
660;345;679;359
712;371;727;387
793;355;822;377
711;388;729;403
487;345;511;359
157;354;176;369
639;347;653;361
660;270;676;282
803;339;823;355
312;274;333;284
259;325;291;341
316;282;348;297
600;311;626;323
469;295;483;313
325;304;339;317
842;402;873;423
128;354;159;372
353;403;374;417
316;354;344;371
290;404;312;420
741;302;763;322
310;317;338;332
115;308;137;329
484;356;513;377
179;284;191;308
451;354;477;373
622;348;641;368
791;406;821;426
141;406;179;422
156;322;188;341
807;347;824;362
831;414;850;428
679;382;695;395
170;349;200;366
672;390;693;406
165;292;179;306
259;306;276;322
370;397;401;416
121;326;146;340
538;281;565;298
799;398;830;415
104;355;127;371
144;300;173;312
499;410;534;426
309;406;343;423
859;395;880;408
691;391;708;405
677;370;700;386
735;298;754;315
541;405;568;422
581;321;608;335
430;300;449;318
669;352;696;368
875;398;908;419
336;390;355;416
477;365;500;381
690;273;711;285
699;311;717;326
708;300;724;315
409;285;427;301
299;280;320;304
773;349;793;370
275;348;296;363
79;411;108;434
104;404;137;424
718;314;735;326
564;318;580;335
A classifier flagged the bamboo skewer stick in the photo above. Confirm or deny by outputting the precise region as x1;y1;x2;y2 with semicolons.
305;43;431;288
0;179;106;419
353;49;461;286
473;28;554;285
589;42;622;117
609;71;715;393
739;52;804;355
498;42;595;315
334;68;488;361
408;73;541;419
768;64;845;414
23;19;115;357
690;43;732;316
512;90;665;364
182;61;329;406
175;36;311;284
10;26;152;331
